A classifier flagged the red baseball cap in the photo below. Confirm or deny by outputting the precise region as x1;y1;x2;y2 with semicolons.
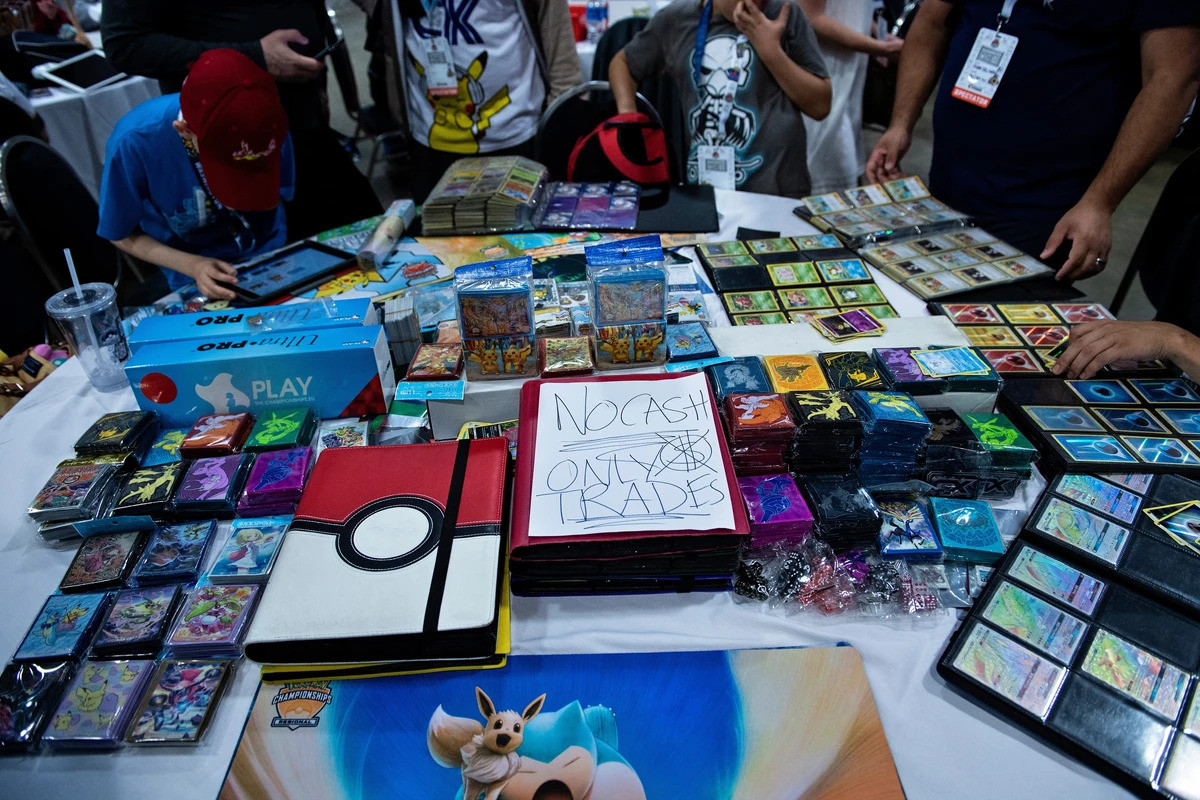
180;49;288;212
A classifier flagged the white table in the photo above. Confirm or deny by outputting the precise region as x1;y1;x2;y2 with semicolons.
0;190;1133;799
31;75;159;198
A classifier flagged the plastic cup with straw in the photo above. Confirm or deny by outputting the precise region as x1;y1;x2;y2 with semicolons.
43;248;130;392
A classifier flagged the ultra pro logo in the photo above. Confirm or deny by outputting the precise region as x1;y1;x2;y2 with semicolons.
194;314;244;326
270;682;332;729
302;496;446;572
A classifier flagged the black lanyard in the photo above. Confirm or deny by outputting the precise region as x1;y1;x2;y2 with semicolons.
181;135;258;254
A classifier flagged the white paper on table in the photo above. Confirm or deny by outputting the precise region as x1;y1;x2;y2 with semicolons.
527;372;736;537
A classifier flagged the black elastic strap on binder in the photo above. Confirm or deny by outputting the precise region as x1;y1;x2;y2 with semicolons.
423;439;472;634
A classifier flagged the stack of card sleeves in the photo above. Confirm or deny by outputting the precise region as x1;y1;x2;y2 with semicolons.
784;390;862;475
737;474;813;546
922;409;993;497
236;447;313;516
850;391;932;486
798;474;883;551
963;412;1037;479
724;393;795;474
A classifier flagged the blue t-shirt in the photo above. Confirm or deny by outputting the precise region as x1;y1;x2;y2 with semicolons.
930;0;1200;226
97;94;295;290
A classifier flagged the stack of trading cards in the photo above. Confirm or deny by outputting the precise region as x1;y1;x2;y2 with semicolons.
930;497;1005;564
665;322;718;362
536;181;640;230
850;391;932;485
818;351;886;389
872;347;949;395
170;453;254;517
42;658;156;749
737;474;813;546
180;413;254;457
911;346;992;380
59;530;147;593
422;156;548;235
207;516;290;584
406;343;464;380
0;662;77;753
877;500;943;561
132;521;217;585
785;390;862;475
809;308;886;343
706;356;772;403
962;412;1038;479
237;447;312;515
999;377;1200;476
383;294;422;369
166;584;260;659
539;336;594;376
90;585;183;658
724;393;795;474
797;474;883;551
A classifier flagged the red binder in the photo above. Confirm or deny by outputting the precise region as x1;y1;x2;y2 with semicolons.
512;373;749;563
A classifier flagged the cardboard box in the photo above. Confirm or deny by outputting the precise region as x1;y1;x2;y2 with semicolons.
124;325;395;426
127;298;379;353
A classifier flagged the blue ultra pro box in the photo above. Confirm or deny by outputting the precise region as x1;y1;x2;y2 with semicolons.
127;298;380;353
124;325;395;426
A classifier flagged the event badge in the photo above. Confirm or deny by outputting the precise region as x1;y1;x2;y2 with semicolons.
698;145;735;190
419;12;457;98
951;28;1018;108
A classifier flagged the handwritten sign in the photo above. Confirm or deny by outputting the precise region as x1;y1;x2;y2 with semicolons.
528;372;735;537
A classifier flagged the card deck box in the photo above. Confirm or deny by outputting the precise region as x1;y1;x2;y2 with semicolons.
180;413;254;458
124;325;396;427
42;659;155;749
244;440;508;665
111;463;183;517
74;411;158;457
125;659;235;744
127;298;379;353
243;406;318;452
539;336;594;376
13;592;111;662
90;584;182;657
0;661;75;753
170;453;254;517
59;530;146;593
132;520;217;585
938;537;1200;799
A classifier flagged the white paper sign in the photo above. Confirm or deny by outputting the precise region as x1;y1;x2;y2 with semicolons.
528;372;736;537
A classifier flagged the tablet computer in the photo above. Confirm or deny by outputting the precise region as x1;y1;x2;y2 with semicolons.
225;241;355;305
31;50;126;93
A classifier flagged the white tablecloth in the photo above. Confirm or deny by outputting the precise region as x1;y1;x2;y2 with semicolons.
31;75;159;199
0;191;1132;799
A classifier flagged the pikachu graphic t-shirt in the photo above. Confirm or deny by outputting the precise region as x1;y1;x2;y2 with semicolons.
402;0;544;154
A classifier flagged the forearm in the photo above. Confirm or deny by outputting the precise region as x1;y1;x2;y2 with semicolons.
1081;72;1200;213
759;45;831;119
609;50;639;114
806;12;888;56
101;0;265;79
112;233;201;278
1166;326;1200;380
888;2;952;130
537;0;584;99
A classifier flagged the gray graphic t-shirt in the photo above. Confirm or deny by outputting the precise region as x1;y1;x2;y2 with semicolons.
623;0;828;197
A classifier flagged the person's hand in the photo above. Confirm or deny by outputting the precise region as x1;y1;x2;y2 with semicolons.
1042;199;1113;281
259;29;324;82
733;0;789;55
865;125;911;183
874;34;904;65
1052;320;1181;379
191;259;239;301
